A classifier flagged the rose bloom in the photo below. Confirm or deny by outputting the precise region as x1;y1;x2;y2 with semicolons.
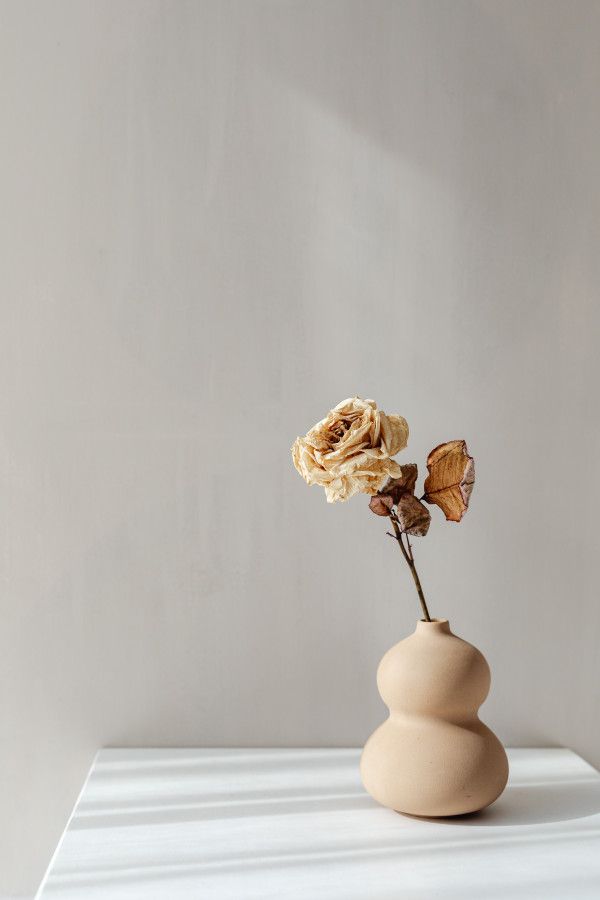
292;397;409;503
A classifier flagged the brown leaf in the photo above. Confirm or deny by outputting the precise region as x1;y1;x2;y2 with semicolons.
423;440;475;522
396;493;431;536
381;464;418;504
369;493;394;516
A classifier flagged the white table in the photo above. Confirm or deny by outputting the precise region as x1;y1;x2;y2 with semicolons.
36;748;600;899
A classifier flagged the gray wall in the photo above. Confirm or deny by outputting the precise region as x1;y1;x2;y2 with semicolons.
2;1;600;895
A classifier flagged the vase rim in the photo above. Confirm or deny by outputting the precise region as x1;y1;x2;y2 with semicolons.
416;617;450;632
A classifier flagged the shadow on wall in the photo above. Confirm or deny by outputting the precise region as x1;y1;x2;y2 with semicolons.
254;0;576;351
103;0;576;388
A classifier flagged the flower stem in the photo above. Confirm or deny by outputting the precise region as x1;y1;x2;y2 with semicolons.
388;514;432;621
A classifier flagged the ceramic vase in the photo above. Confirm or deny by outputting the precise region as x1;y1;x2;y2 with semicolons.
360;618;508;816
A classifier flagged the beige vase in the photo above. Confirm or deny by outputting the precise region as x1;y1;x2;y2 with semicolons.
361;618;508;816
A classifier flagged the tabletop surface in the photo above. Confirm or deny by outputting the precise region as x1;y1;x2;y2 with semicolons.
36;747;600;899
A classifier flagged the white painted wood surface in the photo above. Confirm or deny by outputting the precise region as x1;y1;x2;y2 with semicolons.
36;748;600;899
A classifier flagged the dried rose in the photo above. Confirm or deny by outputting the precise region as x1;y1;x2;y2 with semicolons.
423;440;475;522
292;397;409;503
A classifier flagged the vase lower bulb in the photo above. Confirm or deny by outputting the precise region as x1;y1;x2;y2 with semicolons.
360;618;509;817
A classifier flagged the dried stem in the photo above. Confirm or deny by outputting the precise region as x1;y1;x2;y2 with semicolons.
388;514;432;622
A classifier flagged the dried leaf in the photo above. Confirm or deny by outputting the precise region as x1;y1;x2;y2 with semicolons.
423;440;475;522
396;493;431;536
381;464;418;504
369;494;394;516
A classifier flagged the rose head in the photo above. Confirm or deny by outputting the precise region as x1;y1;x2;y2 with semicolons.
291;396;475;621
291;397;409;503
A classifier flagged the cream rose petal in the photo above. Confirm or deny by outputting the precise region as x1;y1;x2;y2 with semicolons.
386;414;409;455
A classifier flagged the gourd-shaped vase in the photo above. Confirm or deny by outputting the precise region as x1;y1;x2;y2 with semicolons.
361;618;508;816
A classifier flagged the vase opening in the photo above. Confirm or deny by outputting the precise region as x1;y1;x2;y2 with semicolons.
416;618;451;633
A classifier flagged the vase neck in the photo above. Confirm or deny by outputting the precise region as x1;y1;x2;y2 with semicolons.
415;618;450;635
